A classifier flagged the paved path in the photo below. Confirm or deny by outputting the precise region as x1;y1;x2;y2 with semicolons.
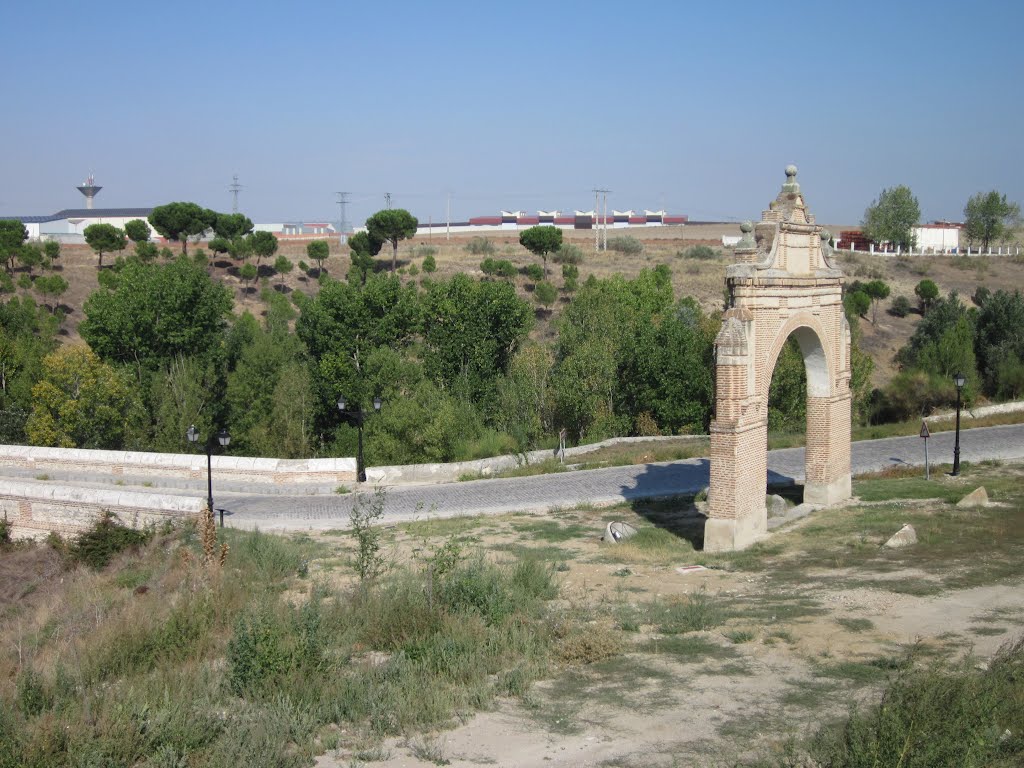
222;424;1024;531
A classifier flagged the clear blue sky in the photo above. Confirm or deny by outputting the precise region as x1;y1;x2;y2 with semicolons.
3;0;1021;227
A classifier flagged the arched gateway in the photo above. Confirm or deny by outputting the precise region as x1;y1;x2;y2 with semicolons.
705;166;851;552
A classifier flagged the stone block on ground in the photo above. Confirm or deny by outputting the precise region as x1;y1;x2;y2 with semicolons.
602;521;638;543
766;494;789;518
884;523;917;548
956;486;989;507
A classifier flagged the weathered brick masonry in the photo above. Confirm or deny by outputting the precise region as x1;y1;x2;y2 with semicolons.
1;480;205;539
706;167;851;551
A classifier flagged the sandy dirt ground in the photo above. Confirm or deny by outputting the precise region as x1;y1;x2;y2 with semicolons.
311;493;1024;768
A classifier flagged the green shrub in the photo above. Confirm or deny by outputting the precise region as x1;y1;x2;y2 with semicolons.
422;253;437;273
495;259;517;278
70;511;151;569
350;489;388;582
533;280;557;308
466;237;495;256
524;263;544;282
890;294;912;317
553;243;584;265
915;278;939;312
0;517;10;547
607;235;643;255
227;605;290;695
681;245;718;260
798;636;1024;768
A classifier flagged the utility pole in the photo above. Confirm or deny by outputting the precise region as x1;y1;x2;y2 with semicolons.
598;191;606;250
384;192;392;210
593;188;611;251
229;173;240;211
336;192;349;244
446;191;452;241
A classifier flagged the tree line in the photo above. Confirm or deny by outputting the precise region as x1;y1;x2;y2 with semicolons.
862;186;1020;250
4;203;1016;464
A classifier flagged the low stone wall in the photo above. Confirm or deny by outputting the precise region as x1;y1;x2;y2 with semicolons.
368;434;708;484
0;445;357;485
927;400;1024;424
1;480;205;540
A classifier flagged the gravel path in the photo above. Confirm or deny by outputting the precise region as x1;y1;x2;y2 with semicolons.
222;423;1024;531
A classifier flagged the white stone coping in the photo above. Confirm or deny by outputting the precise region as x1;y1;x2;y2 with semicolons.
926;399;1024;423
0;445;356;480
1;479;205;513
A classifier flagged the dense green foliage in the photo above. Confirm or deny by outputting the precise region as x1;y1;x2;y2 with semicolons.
0;220;28;273
862;185;919;250
6;213;959;464
963;190;1020;250
519;225;563;278
365;208;418;272
80;256;233;373
122;219;151;244
83;223;127;267
148;202;217;254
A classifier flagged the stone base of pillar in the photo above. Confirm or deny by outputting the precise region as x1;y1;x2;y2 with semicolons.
803;473;851;506
703;507;767;553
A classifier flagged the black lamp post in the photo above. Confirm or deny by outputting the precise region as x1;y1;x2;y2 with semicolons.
951;372;965;476
187;425;231;525
337;395;382;482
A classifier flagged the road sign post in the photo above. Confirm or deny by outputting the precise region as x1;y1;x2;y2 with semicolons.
919;420;930;480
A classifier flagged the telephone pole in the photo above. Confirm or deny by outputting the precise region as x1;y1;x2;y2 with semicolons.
335;192;349;244
229;174;242;213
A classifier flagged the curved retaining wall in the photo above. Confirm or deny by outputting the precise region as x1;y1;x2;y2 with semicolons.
1;479;205;540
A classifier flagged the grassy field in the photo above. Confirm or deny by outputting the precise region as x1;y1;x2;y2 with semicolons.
3;459;1024;766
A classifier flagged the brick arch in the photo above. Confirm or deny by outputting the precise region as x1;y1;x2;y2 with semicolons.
704;167;851;552
760;315;834;404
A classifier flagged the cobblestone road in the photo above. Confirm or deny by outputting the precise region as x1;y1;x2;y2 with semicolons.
223;424;1024;531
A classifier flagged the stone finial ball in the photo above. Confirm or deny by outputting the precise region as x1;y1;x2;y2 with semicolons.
740;221;753;233
821;230;831;240
785;164;798;178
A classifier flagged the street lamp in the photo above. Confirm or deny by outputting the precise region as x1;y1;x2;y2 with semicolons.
951;372;966;476
337;395;383;482
187;425;231;525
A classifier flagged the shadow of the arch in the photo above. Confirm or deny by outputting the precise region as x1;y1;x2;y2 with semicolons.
618;459;805;551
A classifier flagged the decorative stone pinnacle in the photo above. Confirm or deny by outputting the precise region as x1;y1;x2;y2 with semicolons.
737;220;756;249
782;164;800;194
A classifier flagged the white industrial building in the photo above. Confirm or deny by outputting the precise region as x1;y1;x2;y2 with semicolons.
2;208;155;242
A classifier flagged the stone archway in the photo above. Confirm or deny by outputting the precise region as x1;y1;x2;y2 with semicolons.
704;166;851;552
